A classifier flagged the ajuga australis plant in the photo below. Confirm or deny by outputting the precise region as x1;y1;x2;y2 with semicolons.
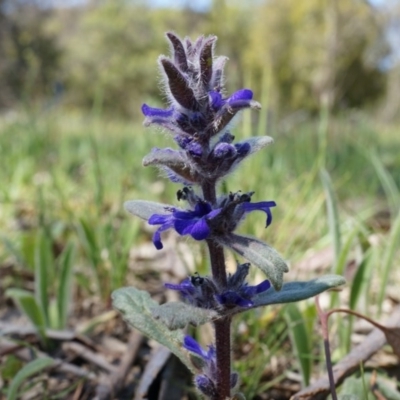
112;32;346;399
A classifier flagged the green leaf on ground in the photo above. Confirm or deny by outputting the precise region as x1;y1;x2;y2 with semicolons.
5;288;48;346
7;357;54;400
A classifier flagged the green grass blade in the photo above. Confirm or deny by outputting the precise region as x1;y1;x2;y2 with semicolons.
89;135;104;214
378;210;400;316
77;218;101;293
77;218;99;267
345;251;371;352
5;288;48;346
317;103;329;168
257;67;271;137
330;225;359;308
6;357;54;400
335;225;359;277
369;151;400;218
34;233;52;326
56;242;76;329
349;251;370;311
284;303;312;386
320;169;341;269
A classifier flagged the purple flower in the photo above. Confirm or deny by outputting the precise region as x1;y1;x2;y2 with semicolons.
208;193;276;234
212;142;237;158
165;274;219;309
164;278;196;299
148;190;276;250
209;91;224;110
209;88;253;112
240;200;277;227
141;32;260;147
165;263;271;309
142;87;255;139
218;262;271;308
195;375;217;398
184;335;215;362
138;34;268;186
183;335;237;396
148;202;221;249
141;104;174;118
216;279;271;308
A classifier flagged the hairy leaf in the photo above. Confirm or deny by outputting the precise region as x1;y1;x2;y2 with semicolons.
240;136;274;156
210;56;228;89
166;32;188;72
199;36;216;88
151;302;217;330
159;57;198;110
217;234;288;290
112;287;196;373
251;275;346;308
142;148;186;168
124;200;174;221
211;100;261;137
142;148;197;183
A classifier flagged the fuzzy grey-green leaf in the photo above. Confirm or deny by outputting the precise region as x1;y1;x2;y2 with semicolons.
142;148;187;168
151;302;217;330
112;287;196;373
217;234;288;290
240;136;274;156
142;148;198;183
124;200;173;221
252;275;346;308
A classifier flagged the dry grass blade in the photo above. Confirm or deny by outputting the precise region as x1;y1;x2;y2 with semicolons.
62;342;117;373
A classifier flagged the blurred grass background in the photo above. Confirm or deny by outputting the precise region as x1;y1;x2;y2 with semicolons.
1;0;400;398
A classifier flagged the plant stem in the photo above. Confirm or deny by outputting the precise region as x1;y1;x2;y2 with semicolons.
202;182;231;400
206;239;227;287
315;296;338;400
202;180;217;205
214;317;232;400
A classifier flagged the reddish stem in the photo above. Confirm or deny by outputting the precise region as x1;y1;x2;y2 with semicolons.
202;182;231;400
315;296;338;400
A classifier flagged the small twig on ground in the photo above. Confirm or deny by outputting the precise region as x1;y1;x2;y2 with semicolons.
62;341;117;373
0;337;96;380
94;330;143;400
134;345;171;400
0;321;99;350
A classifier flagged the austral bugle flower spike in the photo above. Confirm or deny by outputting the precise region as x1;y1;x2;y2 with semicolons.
112;31;346;400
